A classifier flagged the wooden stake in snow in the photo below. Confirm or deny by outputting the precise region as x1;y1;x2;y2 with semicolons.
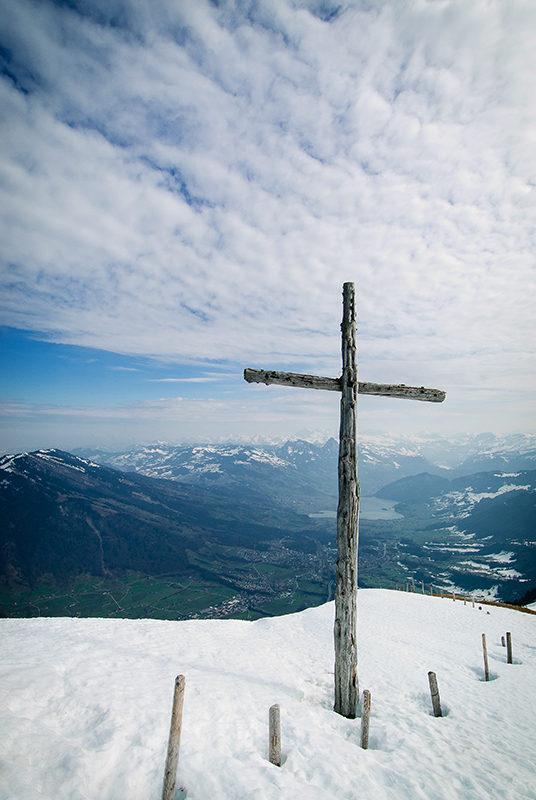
244;283;445;719
501;636;506;647
269;704;281;767
421;580;425;595
506;632;513;664
162;675;186;800
360;690;371;750
428;671;442;717
482;634;490;681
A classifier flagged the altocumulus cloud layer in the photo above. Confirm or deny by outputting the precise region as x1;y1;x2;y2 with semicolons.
0;0;535;442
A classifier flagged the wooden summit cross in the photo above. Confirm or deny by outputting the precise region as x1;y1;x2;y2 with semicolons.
244;282;446;719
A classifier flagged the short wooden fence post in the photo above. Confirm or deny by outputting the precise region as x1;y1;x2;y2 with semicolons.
506;632;513;664
360;690;371;750
269;704;281;767
482;634;490;681
441;589;444;599
428;671;442;717
162;675;186;800
501;635;505;647
421;580;425;595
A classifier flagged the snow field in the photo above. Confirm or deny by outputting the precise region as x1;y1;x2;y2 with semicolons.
0;590;535;800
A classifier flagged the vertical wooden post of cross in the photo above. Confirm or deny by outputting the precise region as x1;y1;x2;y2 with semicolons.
334;282;359;718
243;282;446;720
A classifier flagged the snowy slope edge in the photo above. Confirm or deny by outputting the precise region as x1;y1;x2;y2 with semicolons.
0;589;535;800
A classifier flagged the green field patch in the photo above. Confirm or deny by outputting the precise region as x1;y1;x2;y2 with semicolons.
151;584;235;612
34;596;77;616
207;545;244;561
138;586;178;603
3;602;39;617
118;589;149;604
226;609;264;621
149;609;184;620
296;593;326;610
256;596;298;616
256;588;325;616
72;575;108;592
180;594;221;614
297;579;327;596
120;607;153;619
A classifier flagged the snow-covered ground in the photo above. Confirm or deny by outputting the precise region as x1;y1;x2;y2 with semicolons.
1;590;535;800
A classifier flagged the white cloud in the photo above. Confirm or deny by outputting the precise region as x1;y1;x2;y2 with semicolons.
0;0;535;439
1;375;533;455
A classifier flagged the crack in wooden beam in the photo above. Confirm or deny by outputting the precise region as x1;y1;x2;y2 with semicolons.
358;381;446;403
244;368;340;392
244;368;446;403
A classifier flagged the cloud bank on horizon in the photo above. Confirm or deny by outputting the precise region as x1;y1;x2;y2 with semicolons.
0;0;535;448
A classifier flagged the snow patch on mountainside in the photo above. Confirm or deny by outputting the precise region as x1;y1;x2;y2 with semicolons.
71;431;536;498
434;481;533;517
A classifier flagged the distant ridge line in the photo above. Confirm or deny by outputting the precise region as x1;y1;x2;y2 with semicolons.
423;592;536;615
468;598;536;615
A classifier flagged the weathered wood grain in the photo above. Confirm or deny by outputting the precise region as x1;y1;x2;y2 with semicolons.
428;671;442;717
162;675;186;800
482;633;490;681
269;704;281;767
334;282;359;719
244;368;340;391
360;690;371;749
244;369;446;403
359;381;446;403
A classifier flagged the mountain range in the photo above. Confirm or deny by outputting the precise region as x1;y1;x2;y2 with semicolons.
74;431;536;498
0;449;334;619
1;432;535;618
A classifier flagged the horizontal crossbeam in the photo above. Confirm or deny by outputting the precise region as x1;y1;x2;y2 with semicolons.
244;368;446;403
245;368;340;392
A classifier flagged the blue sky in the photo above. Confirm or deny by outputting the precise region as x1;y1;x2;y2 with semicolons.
0;327;237;406
1;0;535;453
